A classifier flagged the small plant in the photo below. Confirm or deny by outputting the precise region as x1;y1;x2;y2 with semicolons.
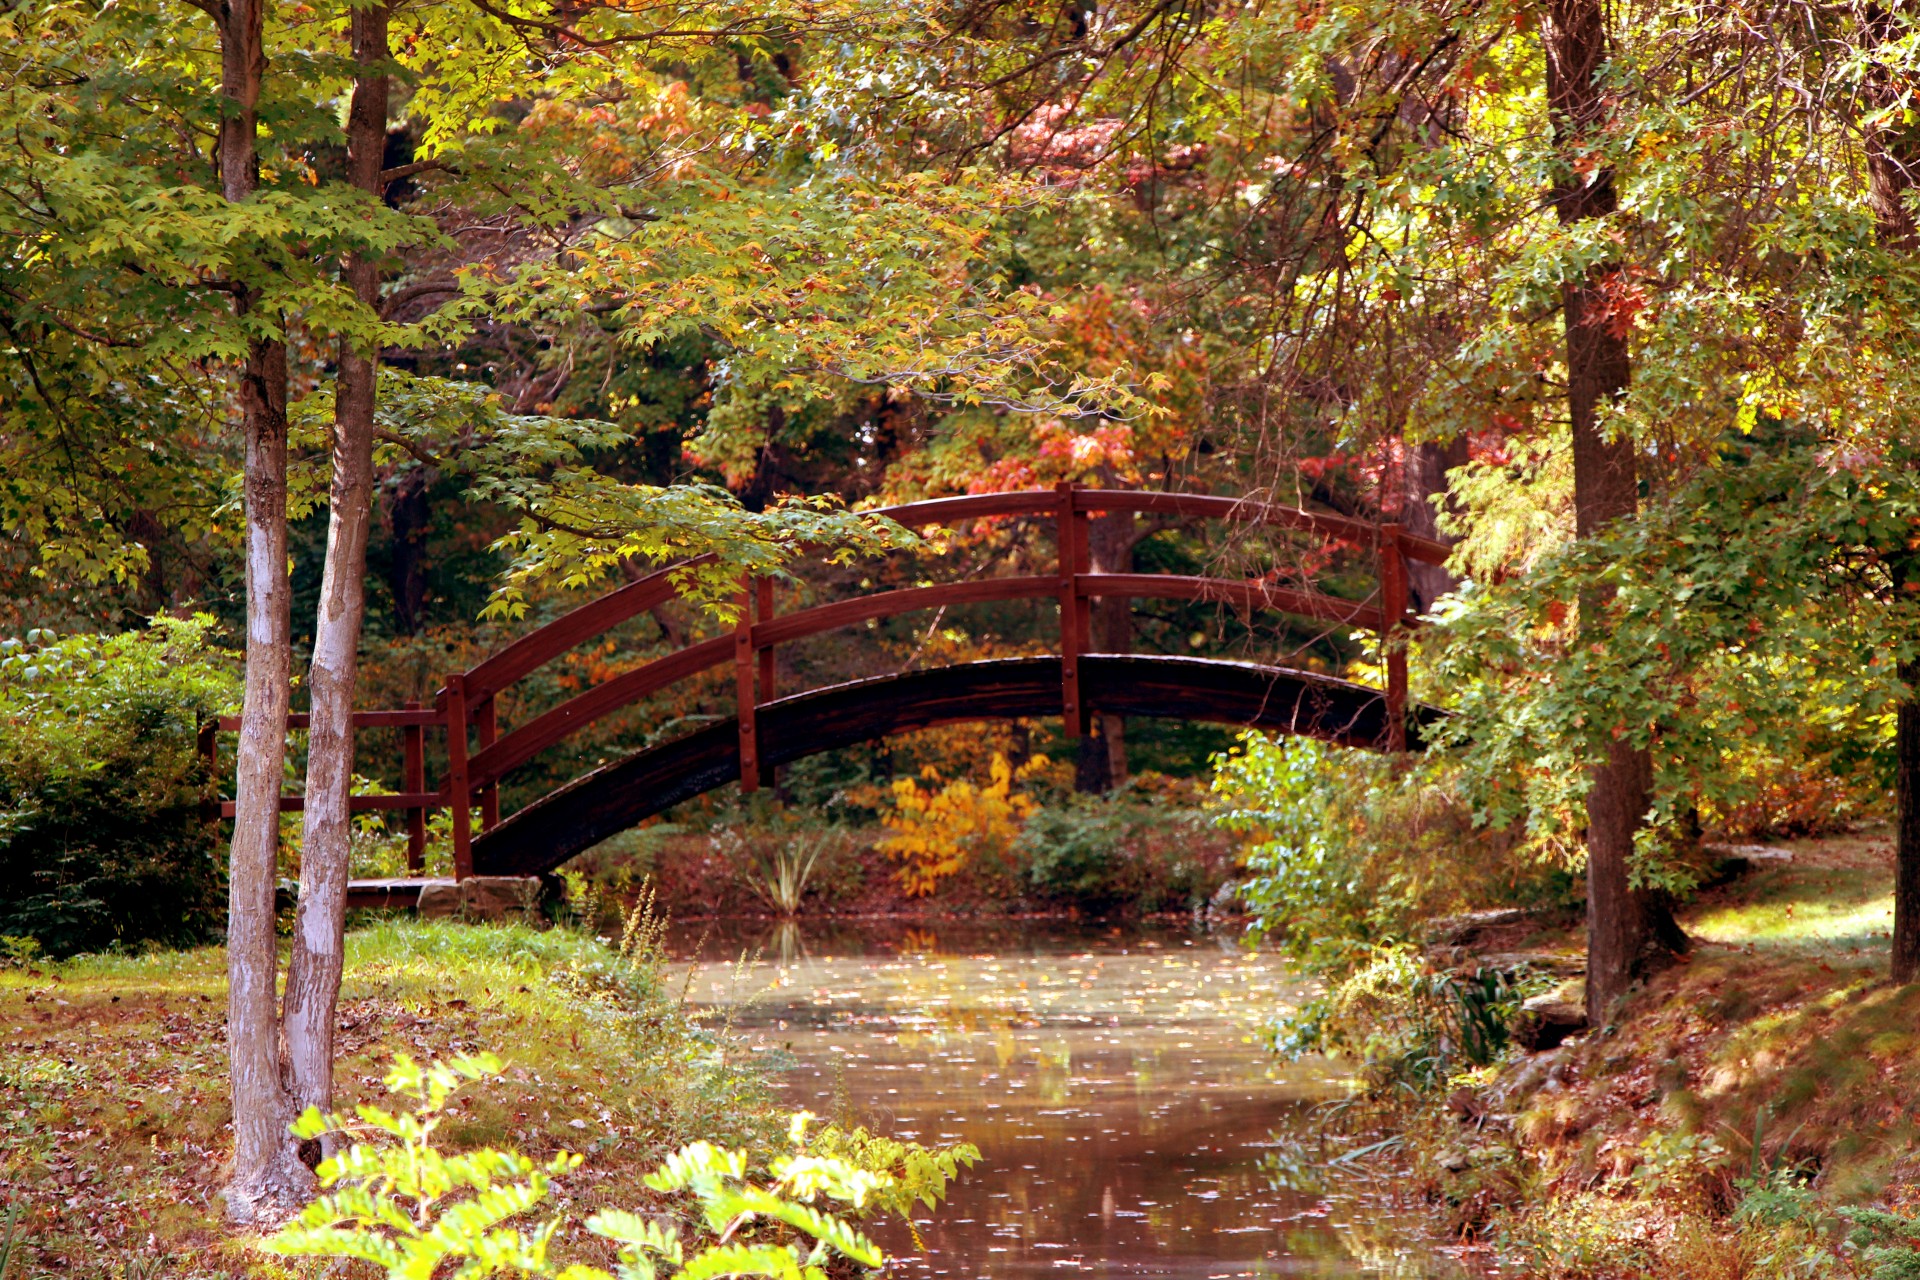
0;1198;22;1280
1846;1207;1920;1280
740;828;844;916
1280;945;1538;1090
267;1052;911;1280
805;1125;981;1224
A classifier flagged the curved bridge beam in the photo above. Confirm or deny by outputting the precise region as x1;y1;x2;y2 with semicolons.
472;654;1433;878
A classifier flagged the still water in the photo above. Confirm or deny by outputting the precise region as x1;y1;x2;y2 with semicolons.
669;920;1488;1280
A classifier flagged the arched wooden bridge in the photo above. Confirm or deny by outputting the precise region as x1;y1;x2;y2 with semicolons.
204;484;1446;896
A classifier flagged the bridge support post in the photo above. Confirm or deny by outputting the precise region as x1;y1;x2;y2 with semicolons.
735;582;760;793
1056;482;1088;739
403;701;426;872
442;674;474;879
1380;524;1409;752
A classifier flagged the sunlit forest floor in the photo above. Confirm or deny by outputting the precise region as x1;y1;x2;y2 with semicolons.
0;922;784;1278
1396;824;1920;1276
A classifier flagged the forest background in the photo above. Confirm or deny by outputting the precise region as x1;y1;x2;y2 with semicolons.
4;0;1920;1261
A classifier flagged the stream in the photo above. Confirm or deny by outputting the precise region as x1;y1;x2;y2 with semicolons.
669;920;1493;1280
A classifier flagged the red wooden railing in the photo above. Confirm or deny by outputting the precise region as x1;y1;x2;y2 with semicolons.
205;484;1446;880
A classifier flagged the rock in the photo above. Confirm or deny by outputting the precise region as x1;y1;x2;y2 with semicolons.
418;876;546;922
1512;993;1588;1052
1703;842;1794;863
1208;880;1245;917
1420;907;1551;948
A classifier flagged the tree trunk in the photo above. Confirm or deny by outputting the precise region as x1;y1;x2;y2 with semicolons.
215;0;313;1222
1541;0;1684;1023
1860;9;1920;981
1405;437;1467;611
387;467;431;635
283;2;390;1137
1896;661;1920;984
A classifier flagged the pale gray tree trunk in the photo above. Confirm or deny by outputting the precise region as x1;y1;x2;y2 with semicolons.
214;0;313;1222
283;2;390;1130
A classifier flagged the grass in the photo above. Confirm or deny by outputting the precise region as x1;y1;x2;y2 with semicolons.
0;917;782;1279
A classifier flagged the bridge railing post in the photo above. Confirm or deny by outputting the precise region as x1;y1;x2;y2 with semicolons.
403;701;426;872
1379;524;1409;752
474;695;499;831
1056;482;1085;739
442;674;474;880
735;580;760;793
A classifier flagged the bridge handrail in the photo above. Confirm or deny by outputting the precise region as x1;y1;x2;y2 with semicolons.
456;492;1057;704
465;570;1390;788
453;487;1442;705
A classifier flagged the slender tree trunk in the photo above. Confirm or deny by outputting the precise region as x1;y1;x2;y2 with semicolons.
1541;0;1684;1023
283;2;390;1132
387;467;431;634
1086;509;1135;789
1859;5;1920;982
1896;661;1920;983
1405;437;1467;611
215;0;313;1222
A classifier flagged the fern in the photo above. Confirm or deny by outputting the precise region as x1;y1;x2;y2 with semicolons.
266;1052;931;1280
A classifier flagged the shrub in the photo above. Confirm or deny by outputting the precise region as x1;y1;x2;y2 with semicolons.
877;753;1046;896
1210;733;1554;976
0;617;237;956
1015;793;1227;913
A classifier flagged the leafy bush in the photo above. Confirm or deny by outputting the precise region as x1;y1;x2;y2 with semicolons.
1014;793;1226;913
1283;944;1538;1089
0;617;237;957
877;753;1045;896
267;1051;974;1280
1210;733;1556;976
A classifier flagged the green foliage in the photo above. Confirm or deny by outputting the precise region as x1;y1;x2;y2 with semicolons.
267;1053;926;1280
715;825;851;917
1210;734;1540;977
802;1125;980;1225
1849;1208;1920;1280
1431;426;1916;876
1012;794;1222;913
0;617;237;956
1282;944;1539;1090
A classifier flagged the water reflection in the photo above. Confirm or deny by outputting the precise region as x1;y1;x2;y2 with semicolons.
668;920;1487;1279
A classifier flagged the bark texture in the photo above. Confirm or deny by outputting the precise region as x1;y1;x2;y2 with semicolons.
1860;6;1920;980
215;0;312;1221
283;3;391;1133
1541;0;1684;1023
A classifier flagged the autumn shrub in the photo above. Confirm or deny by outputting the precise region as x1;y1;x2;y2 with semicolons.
1210;733;1547;978
877;752;1047;895
0;617;237;957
